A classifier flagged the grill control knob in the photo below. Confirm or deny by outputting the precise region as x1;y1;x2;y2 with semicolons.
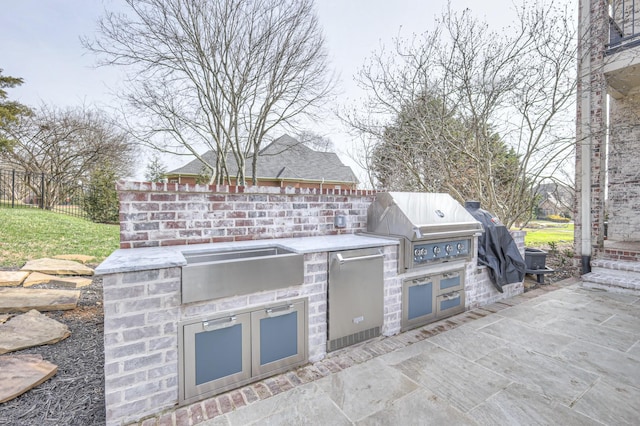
445;244;452;254
433;246;441;255
457;243;464;252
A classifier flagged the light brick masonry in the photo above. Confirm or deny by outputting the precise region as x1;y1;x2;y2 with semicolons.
116;181;376;248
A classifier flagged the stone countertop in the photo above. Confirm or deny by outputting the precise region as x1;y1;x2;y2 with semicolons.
95;234;399;275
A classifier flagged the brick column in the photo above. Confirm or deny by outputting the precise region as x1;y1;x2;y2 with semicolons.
575;0;608;270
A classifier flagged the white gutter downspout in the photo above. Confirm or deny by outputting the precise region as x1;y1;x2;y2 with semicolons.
579;0;593;273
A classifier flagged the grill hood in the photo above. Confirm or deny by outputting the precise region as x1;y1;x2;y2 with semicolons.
367;192;483;241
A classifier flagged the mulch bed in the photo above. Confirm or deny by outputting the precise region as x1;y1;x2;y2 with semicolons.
523;245;580;291
0;277;105;426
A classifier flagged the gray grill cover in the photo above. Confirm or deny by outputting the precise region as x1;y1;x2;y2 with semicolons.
465;202;526;292
367;192;483;240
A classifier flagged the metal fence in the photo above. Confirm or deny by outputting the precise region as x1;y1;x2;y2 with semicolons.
0;168;88;219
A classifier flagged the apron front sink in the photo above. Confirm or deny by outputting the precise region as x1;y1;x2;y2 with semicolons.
181;247;304;303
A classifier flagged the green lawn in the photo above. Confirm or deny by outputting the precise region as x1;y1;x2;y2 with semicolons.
520;221;574;249
0;208;120;268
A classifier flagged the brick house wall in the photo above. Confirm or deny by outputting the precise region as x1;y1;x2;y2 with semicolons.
608;95;640;241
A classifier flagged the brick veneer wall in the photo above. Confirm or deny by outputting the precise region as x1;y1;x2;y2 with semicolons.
116;181;375;249
574;0;608;259
608;95;640;241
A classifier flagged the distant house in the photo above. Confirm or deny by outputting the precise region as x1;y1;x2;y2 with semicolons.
165;134;358;190
535;182;573;219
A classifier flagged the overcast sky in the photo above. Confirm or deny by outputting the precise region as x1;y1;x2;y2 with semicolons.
0;0;522;181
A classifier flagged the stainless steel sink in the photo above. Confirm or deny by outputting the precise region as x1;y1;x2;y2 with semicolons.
181;247;304;303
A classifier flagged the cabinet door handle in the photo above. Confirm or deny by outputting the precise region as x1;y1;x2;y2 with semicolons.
202;315;237;331
266;304;294;317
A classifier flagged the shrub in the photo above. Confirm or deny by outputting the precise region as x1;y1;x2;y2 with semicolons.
545;214;570;223
83;164;119;224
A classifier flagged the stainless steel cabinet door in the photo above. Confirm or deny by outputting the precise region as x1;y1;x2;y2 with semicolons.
402;275;437;330
251;300;307;378
181;312;251;401
328;248;384;343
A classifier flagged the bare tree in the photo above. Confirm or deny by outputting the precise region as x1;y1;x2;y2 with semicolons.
0;105;134;208
84;0;334;185
343;1;576;227
296;130;335;152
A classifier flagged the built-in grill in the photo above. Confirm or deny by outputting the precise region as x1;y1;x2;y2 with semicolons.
368;192;483;271
367;192;483;330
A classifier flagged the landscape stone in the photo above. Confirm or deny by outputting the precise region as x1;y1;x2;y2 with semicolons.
0;314;9;324
0;287;80;313
22;272;57;287
0;271;30;287
0;354;57;403
0;309;71;354
52;254;96;264
51;276;93;289
21;258;94;276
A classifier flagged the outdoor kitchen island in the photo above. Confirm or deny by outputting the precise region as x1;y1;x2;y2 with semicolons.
96;183;526;425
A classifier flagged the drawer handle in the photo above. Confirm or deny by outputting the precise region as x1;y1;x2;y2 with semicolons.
335;252;383;265
442;292;461;301
266;304;294;317
202;315;237;331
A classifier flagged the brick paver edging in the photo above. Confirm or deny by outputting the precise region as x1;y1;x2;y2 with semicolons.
131;279;574;426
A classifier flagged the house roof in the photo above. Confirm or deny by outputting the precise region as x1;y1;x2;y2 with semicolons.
167;134;358;184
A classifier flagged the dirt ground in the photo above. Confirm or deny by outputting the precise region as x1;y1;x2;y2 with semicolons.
0;278;105;426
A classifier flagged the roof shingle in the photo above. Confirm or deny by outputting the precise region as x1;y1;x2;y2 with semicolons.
167;134;358;184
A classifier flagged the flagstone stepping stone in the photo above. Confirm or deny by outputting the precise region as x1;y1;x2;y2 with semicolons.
0;309;70;354
0;287;80;313
52;254;95;264
0;354;57;403
51;276;93;289
0;271;30;287
22;272;58;287
21;258;94;276
22;273;92;289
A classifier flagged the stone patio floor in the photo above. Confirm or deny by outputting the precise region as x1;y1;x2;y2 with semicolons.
190;279;640;425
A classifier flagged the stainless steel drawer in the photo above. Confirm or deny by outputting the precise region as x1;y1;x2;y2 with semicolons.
436;270;464;295
436;290;465;318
